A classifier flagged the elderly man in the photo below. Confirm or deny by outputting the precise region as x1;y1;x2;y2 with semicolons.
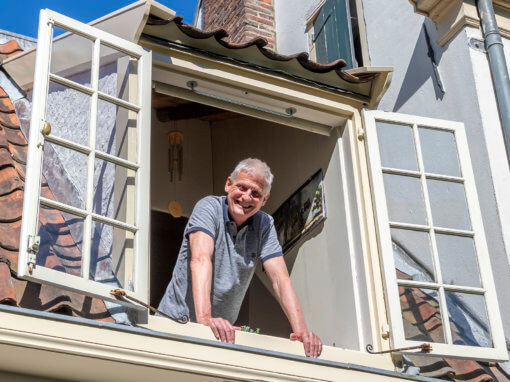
158;158;322;357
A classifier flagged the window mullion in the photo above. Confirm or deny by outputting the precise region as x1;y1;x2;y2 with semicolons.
81;37;100;281
412;122;454;345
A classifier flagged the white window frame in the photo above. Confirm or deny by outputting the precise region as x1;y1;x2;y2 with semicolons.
363;110;507;361
18;9;152;308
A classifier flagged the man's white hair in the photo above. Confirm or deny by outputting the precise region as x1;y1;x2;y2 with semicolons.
230;158;274;194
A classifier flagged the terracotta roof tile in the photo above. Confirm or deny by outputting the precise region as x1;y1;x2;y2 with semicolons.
0;166;24;196
0;190;23;222
0;88;8;98
0;261;17;305
0;40;23;59
0;110;21;128
3;126;28;146
0;97;15;113
8;142;27;165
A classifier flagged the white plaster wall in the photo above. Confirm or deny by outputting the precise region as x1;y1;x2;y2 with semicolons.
273;0;323;55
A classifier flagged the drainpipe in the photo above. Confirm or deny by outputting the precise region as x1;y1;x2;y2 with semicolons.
476;0;510;162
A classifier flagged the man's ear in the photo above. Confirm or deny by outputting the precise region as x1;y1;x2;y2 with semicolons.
262;193;270;206
224;176;232;193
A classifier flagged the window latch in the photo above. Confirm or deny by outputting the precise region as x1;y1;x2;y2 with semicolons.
366;343;432;355
27;235;40;274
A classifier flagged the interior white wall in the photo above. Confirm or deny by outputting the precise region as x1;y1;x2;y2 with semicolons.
150;112;213;217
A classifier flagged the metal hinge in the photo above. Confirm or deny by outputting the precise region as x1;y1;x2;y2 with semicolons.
27;235;40;274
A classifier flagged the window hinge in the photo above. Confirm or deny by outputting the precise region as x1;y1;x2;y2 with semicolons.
381;322;390;339
27;235;40;274
357;127;365;140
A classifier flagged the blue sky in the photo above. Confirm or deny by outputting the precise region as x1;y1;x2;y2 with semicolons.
0;0;199;38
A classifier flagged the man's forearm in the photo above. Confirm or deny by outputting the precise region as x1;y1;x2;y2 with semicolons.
190;256;213;322
273;277;308;333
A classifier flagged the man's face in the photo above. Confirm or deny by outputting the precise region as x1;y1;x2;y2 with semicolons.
224;170;269;226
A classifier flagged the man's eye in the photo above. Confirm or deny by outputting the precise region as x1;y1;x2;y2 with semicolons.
252;192;261;199
237;185;247;191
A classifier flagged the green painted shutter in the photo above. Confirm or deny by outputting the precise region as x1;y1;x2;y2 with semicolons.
314;0;354;68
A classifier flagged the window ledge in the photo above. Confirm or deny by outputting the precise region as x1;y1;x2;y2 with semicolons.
0;305;433;381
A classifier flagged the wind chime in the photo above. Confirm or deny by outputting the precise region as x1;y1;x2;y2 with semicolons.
167;130;184;218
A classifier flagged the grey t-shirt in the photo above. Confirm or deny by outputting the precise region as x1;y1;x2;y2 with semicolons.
157;195;283;324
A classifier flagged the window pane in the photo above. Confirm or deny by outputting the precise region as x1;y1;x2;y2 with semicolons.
96;99;137;161
392;229;435;282
419;128;461;177
93;159;133;223
377;122;418;171
37;206;84;276
446;292;491;347
436;234;481;288
50;27;93;87
91;221;134;292
99;44;139;103
383;174;427;225
427;179;471;230
400;287;445;343
46;81;90;146
42;142;87;210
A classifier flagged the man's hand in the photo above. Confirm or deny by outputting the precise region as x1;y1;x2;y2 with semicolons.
290;331;323;358
199;317;241;344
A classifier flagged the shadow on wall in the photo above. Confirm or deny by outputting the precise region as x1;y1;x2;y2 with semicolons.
393;20;445;112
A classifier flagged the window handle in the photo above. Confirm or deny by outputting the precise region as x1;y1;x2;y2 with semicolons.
111;288;189;324
365;343;432;355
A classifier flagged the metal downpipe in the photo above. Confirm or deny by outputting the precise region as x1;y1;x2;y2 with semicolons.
477;0;510;162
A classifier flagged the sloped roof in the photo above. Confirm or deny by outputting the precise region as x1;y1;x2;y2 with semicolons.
141;15;389;101
0;41;113;321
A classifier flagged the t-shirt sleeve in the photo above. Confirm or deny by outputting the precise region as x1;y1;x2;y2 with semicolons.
260;215;283;263
184;197;218;240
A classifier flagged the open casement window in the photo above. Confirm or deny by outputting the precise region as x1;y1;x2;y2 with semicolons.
364;110;507;361
18;9;152;308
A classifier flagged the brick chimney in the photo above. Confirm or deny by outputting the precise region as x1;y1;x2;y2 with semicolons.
201;0;276;51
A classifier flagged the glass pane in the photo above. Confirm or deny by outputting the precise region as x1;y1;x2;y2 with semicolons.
91;221;134;291
446;292;491;347
50;27;93;87
392;229;435;282
37;206;84;276
427;179;471;230
94;158;133;223
99;44;139;103
436;234;481;288
419;128;461;177
383;174;427;225
96;99;137;161
377;121;418;171
400;287;445;343
42;142;87;210
46;81;90;146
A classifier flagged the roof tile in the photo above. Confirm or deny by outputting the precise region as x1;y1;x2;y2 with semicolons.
3;126;28;146
0;40;23;59
0;110;20;128
0;220;21;251
0;262;17;305
0;190;23;222
0;166;24;196
0;98;15;113
8;142;27;165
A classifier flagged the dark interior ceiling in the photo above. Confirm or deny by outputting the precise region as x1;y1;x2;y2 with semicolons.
152;91;243;122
